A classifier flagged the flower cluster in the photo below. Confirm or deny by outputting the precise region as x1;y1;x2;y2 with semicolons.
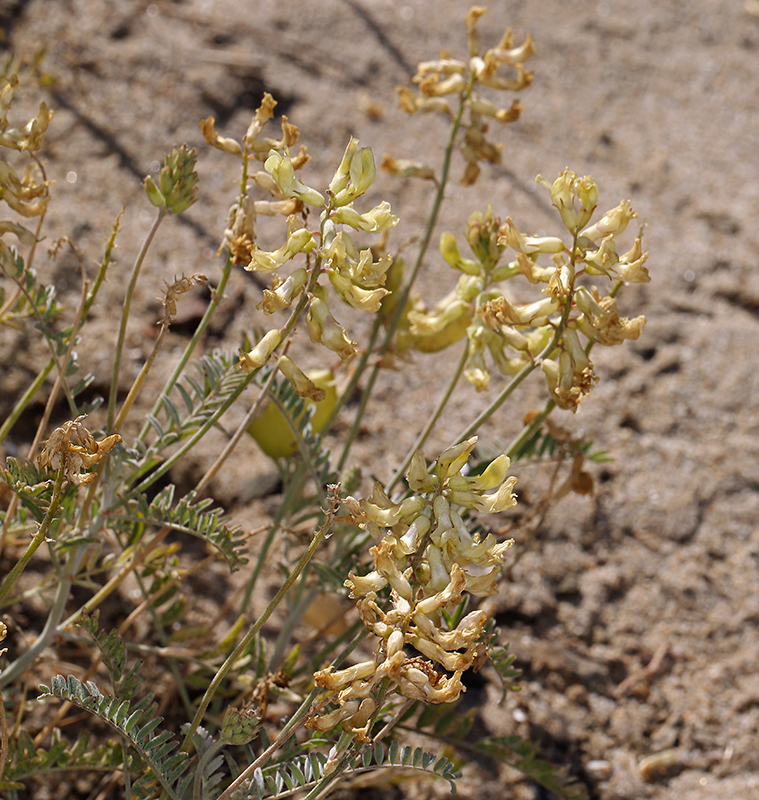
0;75;53;265
307;437;515;740
392;7;534;185
401;170;649;410
143;144;199;214
202;95;397;394
38;416;122;486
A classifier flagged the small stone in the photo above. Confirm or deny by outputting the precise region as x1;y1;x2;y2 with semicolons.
586;759;612;781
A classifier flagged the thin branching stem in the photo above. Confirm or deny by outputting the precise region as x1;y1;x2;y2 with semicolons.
182;497;338;750
108;206;168;432
336;74;475;472
216;629;369;800
58;527;171;630
388;340;468;492
192;739;225;800
0;358;54;450
137;253;234;444
0;463;66;611
505;398;556;459
112;320;169;432
0;550;74;686
8;256;77;417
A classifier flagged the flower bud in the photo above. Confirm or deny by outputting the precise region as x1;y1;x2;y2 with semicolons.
329;137;358;195
398;514;431;554
465;208;504;273
332;201;398;233
306;289;356;360
397;86;452;115
387;629;404;658
143;175;164;207
247;227;316;274
407;450;438;493
221;706;261;745
345;569;388;598
537;169;598;232
440;231;480;275
328;271;388;313
380;154;437;181
314;662;376;691
447;454;511;493
238;329;281;373
333;145;377;206
449;475;517;513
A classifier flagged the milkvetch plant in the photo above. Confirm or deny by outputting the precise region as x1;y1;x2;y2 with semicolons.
0;8;646;800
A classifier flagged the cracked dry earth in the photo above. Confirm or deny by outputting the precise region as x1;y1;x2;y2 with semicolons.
1;1;759;799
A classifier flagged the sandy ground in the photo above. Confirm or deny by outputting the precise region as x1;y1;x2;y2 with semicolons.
2;1;759;798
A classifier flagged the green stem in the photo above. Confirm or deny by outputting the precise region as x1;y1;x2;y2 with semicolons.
336;74;474;472
387;340;468;491
267;583;318;673
130;371;257;496
0;357;54;448
108;206;167;432
192;739;225;800
0;463;66;610
137;253;234;444
215;686;322;800
505;399;556;459
181;508;336;751
0;546;74;687
192;349;281;497
83;210;122;320
216;629;368;800
112;322;168;433
239;507;286;617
